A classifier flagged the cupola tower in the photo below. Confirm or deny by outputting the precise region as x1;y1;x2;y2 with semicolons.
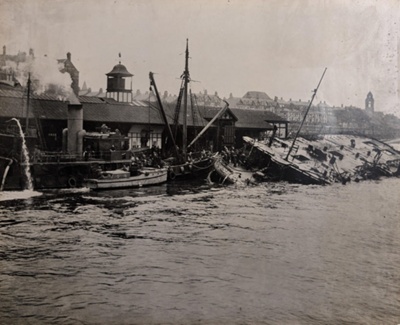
106;54;133;102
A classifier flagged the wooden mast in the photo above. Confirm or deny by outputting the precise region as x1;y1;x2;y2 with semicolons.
182;38;190;160
149;72;180;159
187;101;229;149
285;68;327;161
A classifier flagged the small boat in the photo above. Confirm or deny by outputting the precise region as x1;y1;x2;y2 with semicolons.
83;167;168;190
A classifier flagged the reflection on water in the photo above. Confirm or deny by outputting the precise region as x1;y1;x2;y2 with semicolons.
0;178;400;324
0;190;42;202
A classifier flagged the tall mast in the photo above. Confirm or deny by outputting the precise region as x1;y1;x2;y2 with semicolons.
149;72;179;159
182;38;190;159
285;68;327;161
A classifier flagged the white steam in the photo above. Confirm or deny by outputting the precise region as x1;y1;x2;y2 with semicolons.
3;52;73;99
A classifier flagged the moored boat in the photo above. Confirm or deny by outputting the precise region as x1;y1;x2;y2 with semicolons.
164;151;215;181
149;40;215;181
83;167;168;190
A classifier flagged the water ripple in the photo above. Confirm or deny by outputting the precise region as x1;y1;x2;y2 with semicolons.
1;178;400;324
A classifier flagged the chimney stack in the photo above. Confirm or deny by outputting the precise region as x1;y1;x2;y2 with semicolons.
67;52;71;61
3;45;5;56
66;92;84;157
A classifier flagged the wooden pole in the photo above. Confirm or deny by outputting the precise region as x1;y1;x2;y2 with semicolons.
285;68;327;161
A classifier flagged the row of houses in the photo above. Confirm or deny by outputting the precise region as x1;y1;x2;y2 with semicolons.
81;81;400;140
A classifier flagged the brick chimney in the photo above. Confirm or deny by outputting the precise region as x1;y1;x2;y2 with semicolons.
60;51;79;97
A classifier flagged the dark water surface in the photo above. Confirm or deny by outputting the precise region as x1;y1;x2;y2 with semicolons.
0;178;399;324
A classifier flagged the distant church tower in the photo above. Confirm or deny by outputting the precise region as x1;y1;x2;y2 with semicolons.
365;91;374;114
106;54;133;102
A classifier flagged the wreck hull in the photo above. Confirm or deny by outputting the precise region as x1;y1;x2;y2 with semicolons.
211;154;256;185
244;134;400;185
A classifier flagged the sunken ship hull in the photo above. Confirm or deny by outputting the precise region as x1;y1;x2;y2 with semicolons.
243;135;400;185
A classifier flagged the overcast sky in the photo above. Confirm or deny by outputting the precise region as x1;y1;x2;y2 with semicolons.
1;0;399;115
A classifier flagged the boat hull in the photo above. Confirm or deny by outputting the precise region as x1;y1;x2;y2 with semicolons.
211;155;256;185
167;156;214;181
84;168;168;190
243;135;400;185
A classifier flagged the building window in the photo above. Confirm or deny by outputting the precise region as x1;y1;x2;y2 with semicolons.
129;131;162;149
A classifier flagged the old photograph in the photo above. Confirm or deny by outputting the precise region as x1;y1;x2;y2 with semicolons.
0;0;399;324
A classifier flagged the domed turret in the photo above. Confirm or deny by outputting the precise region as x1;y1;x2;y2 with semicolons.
106;63;133;77
106;55;133;102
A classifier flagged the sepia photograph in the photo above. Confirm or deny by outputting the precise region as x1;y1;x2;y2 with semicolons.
0;0;399;324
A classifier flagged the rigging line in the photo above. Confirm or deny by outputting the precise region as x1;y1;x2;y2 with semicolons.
148;91;151;133
192;93;206;128
189;88;195;126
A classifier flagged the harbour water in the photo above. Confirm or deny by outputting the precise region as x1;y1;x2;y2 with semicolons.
0;178;399;324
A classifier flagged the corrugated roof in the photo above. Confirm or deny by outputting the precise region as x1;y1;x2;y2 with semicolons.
0;93;286;130
0;95;31;118
0;88;26;98
201;106;238;121
82;102;165;124
230;108;283;129
34;99;68;119
78;96;106;104
132;100;148;107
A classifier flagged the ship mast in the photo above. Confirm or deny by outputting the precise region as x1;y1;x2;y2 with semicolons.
182;39;190;160
285;68;327;161
149;72;180;159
